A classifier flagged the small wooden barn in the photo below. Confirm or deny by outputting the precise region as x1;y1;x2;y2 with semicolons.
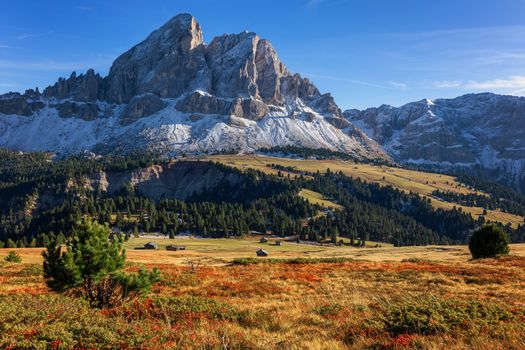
144;242;159;250
166;245;186;251
256;249;268;257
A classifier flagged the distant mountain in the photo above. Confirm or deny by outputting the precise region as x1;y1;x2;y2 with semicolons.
0;14;387;161
344;93;525;192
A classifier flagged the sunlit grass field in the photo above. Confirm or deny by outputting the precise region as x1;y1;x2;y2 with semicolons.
1;241;525;349
199;155;523;227
298;188;344;210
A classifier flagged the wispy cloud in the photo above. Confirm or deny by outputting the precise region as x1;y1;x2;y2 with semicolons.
0;57;113;72
431;80;463;88
381;25;525;41
16;30;53;41
77;5;94;11
0;83;17;88
388;81;408;90
474;50;525;65
464;76;525;90
305;73;411;92
304;73;383;88
430;76;525;94
0;45;10;49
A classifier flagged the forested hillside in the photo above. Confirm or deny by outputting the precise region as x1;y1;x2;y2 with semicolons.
0;149;523;248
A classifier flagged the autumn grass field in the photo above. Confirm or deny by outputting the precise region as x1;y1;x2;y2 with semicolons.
200;155;524;227
298;188;344;210
1;240;525;349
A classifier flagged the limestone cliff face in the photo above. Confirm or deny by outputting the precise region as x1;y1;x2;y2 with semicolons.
0;13;388;161
345;93;525;192
88;161;240;200
105;14;209;104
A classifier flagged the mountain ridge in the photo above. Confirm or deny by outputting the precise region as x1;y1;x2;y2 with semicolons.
0;13;387;161
344;92;525;192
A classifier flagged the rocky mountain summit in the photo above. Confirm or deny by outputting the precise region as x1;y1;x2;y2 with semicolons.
0;14;386;160
345;93;525;192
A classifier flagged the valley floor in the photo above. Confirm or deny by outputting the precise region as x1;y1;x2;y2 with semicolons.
1;240;525;349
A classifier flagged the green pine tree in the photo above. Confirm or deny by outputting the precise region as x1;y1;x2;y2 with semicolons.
43;220;159;308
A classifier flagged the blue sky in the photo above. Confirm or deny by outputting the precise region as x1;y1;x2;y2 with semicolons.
1;0;525;109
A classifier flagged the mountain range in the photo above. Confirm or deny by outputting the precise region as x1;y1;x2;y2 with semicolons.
0;13;524;191
345;93;525;192
0;14;385;161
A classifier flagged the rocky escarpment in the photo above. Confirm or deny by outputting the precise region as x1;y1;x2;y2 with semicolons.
345;93;525;192
87;161;240;200
0;93;44;116
0;13;388;161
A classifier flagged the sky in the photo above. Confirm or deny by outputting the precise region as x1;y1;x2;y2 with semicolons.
1;0;525;109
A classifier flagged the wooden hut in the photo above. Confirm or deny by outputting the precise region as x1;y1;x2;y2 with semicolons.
256;249;268;257
166;245;186;251
144;242;158;250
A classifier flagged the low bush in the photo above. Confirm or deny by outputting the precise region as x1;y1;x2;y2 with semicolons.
4;251;22;263
469;224;509;259
120;296;247;323
369;296;514;336
0;294;120;349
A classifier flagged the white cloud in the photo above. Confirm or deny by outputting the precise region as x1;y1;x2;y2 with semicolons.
429;76;525;95
464;76;525;90
388;81;408;90
432;80;463;88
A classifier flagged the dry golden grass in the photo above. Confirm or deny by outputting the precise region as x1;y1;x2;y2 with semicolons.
2;240;525;268
1;242;525;349
298;188;344;210
197;155;524;227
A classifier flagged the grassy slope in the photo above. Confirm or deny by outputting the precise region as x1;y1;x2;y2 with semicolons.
199;155;523;227
298;189;344;210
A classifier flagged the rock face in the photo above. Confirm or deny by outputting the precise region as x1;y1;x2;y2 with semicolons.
88;161;240;200
121;94;167;125
345;93;525;192
43;69;104;102
0;13;387;161
0;93;43;116
55;101;99;121
105;14;209;103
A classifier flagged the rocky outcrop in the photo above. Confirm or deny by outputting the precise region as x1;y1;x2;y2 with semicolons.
175;92;268;121
345;93;525;191
55;101;99;121
0;93;43;116
121;93;167;125
205;33;287;105
88;161;240;200
229;98;268;121
175;91;232;115
43;69;104;102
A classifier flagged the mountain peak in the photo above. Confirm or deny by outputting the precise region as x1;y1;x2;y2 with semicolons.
0;13;388;162
156;13;203;51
